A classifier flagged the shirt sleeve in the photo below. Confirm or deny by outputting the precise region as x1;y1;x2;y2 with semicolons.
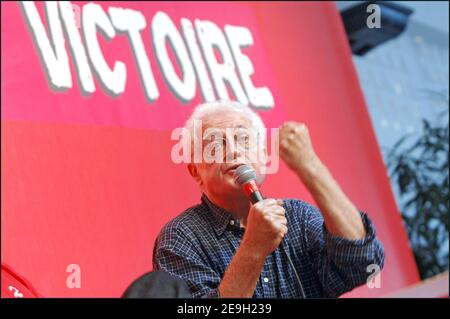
301;201;385;297
152;225;221;298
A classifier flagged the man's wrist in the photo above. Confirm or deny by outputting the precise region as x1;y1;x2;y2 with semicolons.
218;239;267;298
239;239;267;265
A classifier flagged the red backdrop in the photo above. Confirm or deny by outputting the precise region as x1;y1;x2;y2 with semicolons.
1;1;419;297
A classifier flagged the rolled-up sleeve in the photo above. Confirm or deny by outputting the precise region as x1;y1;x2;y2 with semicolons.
152;226;221;298
304;204;385;297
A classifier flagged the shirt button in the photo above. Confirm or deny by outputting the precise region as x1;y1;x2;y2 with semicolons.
229;220;235;226
263;277;269;283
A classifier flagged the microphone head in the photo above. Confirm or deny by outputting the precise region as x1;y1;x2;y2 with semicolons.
233;164;257;186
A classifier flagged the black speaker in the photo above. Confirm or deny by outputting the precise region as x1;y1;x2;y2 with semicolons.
340;1;413;55
122;271;192;298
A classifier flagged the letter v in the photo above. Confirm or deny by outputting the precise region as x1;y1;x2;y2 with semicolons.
20;1;72;90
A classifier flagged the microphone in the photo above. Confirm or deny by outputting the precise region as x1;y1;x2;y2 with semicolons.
233;164;307;298
233;164;264;204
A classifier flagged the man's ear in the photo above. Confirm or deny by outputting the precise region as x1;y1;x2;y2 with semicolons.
187;163;203;186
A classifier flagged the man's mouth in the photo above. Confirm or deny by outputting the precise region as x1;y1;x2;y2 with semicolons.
224;163;244;174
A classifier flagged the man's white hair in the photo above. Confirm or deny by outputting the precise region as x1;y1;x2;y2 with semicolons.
184;100;267;143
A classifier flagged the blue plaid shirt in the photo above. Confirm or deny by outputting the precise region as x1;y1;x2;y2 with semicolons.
153;194;385;298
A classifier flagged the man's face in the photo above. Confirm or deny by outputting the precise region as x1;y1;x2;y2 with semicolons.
188;111;266;202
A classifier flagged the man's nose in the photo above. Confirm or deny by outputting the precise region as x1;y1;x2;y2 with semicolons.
225;139;245;162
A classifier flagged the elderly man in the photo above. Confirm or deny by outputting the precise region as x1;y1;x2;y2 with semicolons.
153;100;385;298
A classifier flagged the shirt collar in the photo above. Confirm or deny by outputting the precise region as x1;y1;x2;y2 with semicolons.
201;193;237;236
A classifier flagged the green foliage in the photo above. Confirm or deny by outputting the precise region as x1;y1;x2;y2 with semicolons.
386;95;449;279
